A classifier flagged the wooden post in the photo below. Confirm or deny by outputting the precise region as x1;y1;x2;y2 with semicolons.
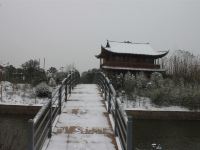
28;119;34;150
71;72;73;89
65;84;68;102
72;71;74;89
126;116;133;150
108;88;111;113
69;73;72;94
104;80;107;101
104;86;107;101
69;80;71;94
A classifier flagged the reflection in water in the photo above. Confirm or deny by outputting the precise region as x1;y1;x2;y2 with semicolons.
0;115;31;150
134;120;200;150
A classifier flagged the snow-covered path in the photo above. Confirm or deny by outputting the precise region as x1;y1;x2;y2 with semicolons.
44;84;117;150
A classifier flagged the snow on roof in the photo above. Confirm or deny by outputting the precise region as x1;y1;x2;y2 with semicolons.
103;41;167;56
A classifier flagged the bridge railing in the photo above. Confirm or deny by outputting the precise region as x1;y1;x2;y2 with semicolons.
95;72;133;150
28;70;80;150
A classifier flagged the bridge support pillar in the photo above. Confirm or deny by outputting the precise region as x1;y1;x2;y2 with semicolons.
28;119;34;150
126;116;133;150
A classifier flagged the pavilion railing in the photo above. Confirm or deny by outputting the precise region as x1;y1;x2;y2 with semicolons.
28;70;80;150
102;61;161;69
95;72;133;150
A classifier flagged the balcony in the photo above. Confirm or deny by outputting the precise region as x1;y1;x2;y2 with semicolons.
101;61;161;69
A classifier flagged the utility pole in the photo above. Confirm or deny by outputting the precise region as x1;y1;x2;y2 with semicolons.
43;58;46;70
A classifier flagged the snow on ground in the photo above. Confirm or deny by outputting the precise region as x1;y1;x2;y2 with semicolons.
0;81;49;105
121;97;189;111
44;84;116;150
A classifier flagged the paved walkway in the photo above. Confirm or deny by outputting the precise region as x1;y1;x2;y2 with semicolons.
45;84;117;150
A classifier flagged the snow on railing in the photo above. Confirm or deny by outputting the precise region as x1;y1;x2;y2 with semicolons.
95;72;133;150
28;70;80;150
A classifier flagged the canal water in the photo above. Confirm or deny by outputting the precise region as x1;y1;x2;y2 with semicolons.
0;114;32;150
134;120;200;150
1;115;200;150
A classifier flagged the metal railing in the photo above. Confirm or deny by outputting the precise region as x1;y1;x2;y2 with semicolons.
28;70;80;150
95;72;133;150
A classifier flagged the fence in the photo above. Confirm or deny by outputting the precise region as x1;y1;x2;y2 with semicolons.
95;72;133;150
28;70;80;150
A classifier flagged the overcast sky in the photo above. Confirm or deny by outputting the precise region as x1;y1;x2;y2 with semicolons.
0;0;200;72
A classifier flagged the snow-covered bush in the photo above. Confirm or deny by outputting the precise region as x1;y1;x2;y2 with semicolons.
124;72;136;95
147;78;179;106
48;77;56;87
150;72;164;88
80;68;99;84
55;72;68;84
146;78;200;109
116;73;124;90
35;82;52;98
121;71;200;110
136;72;148;90
148;86;174;106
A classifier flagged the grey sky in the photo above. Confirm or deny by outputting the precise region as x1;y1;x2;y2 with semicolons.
0;0;200;72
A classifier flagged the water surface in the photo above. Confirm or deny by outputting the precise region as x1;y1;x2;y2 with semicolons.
134;120;200;150
0;114;32;150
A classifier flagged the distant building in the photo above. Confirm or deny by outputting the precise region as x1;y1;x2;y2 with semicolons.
95;40;168;76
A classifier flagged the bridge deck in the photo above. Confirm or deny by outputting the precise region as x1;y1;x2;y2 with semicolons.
44;84;117;150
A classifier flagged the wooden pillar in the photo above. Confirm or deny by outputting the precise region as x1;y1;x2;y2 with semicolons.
100;58;103;68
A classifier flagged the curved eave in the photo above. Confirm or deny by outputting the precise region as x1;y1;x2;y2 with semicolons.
154;50;169;58
95;54;101;58
95;46;109;59
102;46;169;58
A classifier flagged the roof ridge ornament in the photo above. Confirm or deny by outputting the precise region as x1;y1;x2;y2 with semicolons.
106;40;110;48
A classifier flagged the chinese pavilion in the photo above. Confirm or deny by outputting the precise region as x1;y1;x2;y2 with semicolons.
95;40;169;76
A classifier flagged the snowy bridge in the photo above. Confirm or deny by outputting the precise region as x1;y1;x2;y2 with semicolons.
43;84;117;150
28;71;133;150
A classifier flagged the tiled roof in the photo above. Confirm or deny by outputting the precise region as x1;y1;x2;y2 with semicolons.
103;41;168;56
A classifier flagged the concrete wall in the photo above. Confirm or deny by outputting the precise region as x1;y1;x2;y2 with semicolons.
0;104;41;116
126;110;200;120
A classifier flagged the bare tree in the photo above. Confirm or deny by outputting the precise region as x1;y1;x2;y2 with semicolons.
163;50;200;83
